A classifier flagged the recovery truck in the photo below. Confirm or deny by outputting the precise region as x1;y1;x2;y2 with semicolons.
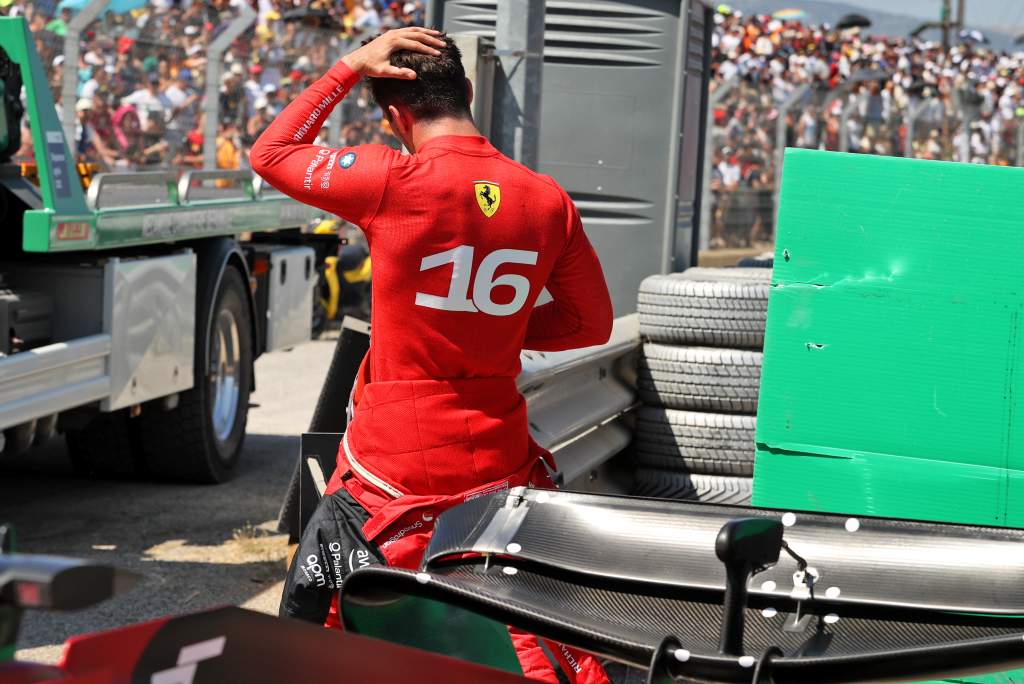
0;16;323;482
6;1;1024;683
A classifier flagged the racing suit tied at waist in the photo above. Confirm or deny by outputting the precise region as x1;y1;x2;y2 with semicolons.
333;376;557;568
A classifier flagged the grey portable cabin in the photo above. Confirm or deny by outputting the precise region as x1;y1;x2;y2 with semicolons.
429;0;713;315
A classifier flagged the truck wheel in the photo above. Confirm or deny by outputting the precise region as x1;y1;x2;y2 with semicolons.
632;468;752;505
637;269;770;349
638;344;762;413
633;407;756;476
311;282;327;339
138;267;253;483
66;410;141;477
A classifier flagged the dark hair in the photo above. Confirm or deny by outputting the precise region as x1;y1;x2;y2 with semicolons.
367;32;471;121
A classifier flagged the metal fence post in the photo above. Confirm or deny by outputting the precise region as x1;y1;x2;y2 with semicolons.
62;0;110;149
327;34;356;148
1016;118;1024;167
905;98;930;157
838;93;859;153
773;83;810;219
203;4;256;170
698;77;736;253
327;43;344;148
494;0;545;169
951;89;974;163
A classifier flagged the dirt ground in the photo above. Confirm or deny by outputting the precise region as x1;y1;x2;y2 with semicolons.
1;333;338;664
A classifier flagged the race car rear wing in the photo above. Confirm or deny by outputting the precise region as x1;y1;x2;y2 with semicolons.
341;488;1024;683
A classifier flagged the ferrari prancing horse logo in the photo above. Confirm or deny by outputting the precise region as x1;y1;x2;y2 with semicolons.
474;181;500;218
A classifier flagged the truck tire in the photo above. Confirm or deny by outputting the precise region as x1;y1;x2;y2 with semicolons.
638;344;762;413
632;468;752;505
633;407;756;476
137;267;253;483
637;269;770;348
66;410;141;477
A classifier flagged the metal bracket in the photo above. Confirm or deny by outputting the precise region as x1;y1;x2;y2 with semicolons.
86;171;178;210
178;169;254;203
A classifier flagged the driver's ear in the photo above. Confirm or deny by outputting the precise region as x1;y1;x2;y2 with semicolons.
465;77;474;109
387;104;407;133
387;103;415;150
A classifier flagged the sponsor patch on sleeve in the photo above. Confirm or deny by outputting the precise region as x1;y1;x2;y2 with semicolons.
338;152;357;169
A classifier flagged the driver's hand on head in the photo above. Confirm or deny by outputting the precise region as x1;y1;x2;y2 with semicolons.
342;27;446;79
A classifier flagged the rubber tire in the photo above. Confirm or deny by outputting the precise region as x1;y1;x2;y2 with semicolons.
638;343;762;413
737;256;773;268
311;275;328;339
633;407;756;476
632;468;752;505
137;267;253;483
638;268;770;348
66;410;142;478
677;267;772;282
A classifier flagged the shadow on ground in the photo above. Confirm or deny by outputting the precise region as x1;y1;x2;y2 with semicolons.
1;432;298;652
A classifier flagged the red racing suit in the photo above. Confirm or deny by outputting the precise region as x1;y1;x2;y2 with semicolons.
251;59;614;684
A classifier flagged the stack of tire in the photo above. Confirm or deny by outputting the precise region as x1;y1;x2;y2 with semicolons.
632;266;771;505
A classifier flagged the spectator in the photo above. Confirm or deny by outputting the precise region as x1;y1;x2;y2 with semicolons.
123;72;166;130
175;129;205;169
244;98;273;148
163;68;200;161
111;102;142;169
18;0;420;174
707;8;1024;247
215;119;241;186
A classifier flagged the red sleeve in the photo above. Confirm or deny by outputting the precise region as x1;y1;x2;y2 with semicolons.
249;61;396;229
524;194;613;351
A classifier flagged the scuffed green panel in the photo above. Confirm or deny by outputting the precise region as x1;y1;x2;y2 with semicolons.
345;594;522;675
754;149;1024;527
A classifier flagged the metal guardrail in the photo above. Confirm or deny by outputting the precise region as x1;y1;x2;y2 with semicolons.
519;314;640;488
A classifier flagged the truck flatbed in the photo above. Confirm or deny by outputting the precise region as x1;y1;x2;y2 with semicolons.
14;167;320;253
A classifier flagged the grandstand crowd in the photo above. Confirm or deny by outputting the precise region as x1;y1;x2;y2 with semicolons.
8;0;422;173
9;1;1024;248
709;8;1024;247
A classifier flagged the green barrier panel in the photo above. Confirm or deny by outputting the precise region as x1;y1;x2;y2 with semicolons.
754;149;1024;528
754;149;1024;683
344;592;523;675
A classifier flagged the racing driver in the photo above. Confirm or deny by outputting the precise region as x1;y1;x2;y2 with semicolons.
251;27;613;683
